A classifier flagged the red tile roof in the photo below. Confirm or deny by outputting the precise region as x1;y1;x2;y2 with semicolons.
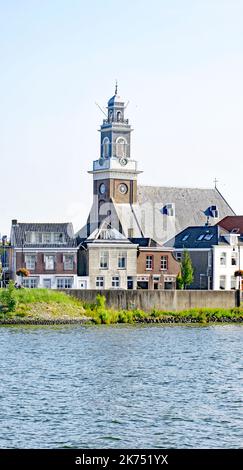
217;216;243;234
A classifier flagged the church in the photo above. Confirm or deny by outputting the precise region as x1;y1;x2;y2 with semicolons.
77;86;235;245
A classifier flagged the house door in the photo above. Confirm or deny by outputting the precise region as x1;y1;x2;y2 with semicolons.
43;279;52;289
127;277;133;289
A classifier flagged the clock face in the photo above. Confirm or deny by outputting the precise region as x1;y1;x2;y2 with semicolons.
99;183;106;195
119;183;128;194
119;157;128;166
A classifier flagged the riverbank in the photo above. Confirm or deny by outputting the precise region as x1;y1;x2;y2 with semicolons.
0;288;243;325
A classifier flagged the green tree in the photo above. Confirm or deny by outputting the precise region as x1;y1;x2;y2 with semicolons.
181;251;194;289
0;281;17;312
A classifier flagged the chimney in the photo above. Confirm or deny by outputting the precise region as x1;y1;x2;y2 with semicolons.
12;219;18;226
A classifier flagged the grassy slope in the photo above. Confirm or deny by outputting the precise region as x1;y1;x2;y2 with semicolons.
0;289;243;324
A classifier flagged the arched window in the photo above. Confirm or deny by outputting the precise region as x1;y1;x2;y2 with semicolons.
116;137;127;157
102;137;110;158
117;111;121;122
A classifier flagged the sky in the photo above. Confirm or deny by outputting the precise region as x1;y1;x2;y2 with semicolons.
0;0;243;236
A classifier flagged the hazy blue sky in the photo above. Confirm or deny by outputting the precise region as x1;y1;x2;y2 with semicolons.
0;0;243;236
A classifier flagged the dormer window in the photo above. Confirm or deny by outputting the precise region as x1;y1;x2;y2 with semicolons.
210;205;219;218
102;137;110;158
116;137;127;157
164;204;174;216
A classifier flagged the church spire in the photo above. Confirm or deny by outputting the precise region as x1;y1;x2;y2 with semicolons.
115;80;118;95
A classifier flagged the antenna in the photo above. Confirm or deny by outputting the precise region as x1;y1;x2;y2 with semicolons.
95;102;107;117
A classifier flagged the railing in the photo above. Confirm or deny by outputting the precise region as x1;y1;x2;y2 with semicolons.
102;119;129;125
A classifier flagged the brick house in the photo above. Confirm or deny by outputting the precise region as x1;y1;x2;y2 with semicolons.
10;220;79;289
132;238;180;289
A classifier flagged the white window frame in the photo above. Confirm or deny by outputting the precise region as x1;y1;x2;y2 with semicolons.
220;252;227;266
231;252;238;266
118;252;126;269
100;251;109;269
112;276;120;288
102;137;110;158
22;278;38;288
160;256;168;271
25;254;36;270
44;255;55;271
96;276;104;288
63;254;74;271
56;278;73;289
219;275;226;290
231;276;237;290
116;137;127;158
146;255;153;270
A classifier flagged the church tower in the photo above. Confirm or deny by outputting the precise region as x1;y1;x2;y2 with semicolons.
89;85;142;216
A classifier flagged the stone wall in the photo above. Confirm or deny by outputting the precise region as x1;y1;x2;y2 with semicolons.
65;289;239;311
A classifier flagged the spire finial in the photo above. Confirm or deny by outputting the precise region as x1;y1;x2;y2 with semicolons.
115;80;118;95
214;177;219;189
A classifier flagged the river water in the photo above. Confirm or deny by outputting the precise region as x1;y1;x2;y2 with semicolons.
0;324;242;449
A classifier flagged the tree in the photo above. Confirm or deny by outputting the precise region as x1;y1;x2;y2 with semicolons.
181;251;194;289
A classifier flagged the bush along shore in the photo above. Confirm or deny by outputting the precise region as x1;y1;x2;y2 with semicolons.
0;284;243;325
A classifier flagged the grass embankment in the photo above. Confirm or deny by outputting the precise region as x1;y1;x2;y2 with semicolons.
0;287;88;322
0;288;243;324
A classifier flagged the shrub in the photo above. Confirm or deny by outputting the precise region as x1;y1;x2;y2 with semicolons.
0;281;17;312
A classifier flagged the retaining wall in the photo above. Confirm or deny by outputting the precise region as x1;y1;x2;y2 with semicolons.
65;289;239;311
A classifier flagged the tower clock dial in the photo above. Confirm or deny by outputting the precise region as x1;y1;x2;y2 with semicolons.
119;157;128;166
99;183;106;195
119;183;128;194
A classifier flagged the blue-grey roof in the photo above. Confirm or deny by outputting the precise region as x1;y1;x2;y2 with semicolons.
165;225;229;249
11;222;77;248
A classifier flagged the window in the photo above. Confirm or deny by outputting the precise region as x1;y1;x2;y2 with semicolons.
182;234;189;242
146;255;153;270
220;252;227;266
219;275;226;290
117;111;121;121
231;276;237;290
112;276;120;288
176;252;182;262
64;254;74;270
42;233;51;244
160;256;168;270
44;255;55;270
25;232;32;243
118;252;126;269
197;234;205;241
100;251;109;269
204;233;214;241
96;276;104;288
25;255;36;270
22;278;38;288
53;233;64;244
116;137;126;157
102;137;110;158
57;278;73;289
231;252;238;266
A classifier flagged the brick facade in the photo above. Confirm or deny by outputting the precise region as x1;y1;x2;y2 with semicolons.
16;251;77;275
137;249;180;289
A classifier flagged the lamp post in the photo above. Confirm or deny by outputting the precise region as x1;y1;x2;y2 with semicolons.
2;236;7;288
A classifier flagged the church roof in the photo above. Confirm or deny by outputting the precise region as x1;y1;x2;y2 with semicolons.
136;185;235;243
